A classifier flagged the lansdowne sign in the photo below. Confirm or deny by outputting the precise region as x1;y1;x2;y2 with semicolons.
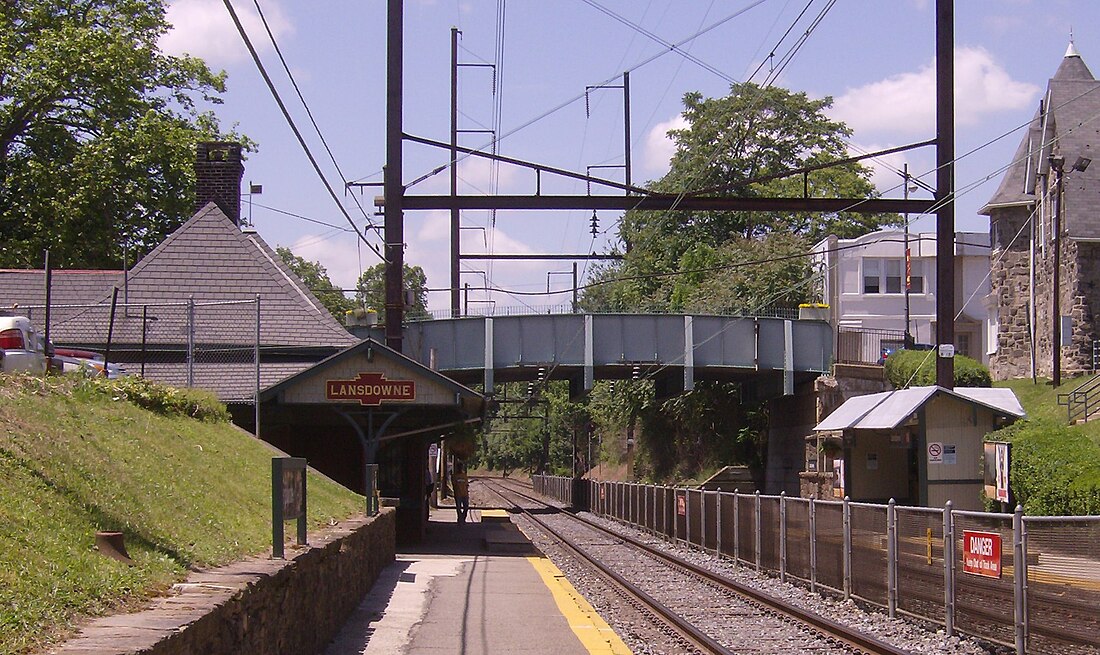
326;372;417;406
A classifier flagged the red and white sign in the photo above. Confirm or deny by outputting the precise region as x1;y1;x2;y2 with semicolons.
326;372;416;406
676;494;687;516
962;530;1002;578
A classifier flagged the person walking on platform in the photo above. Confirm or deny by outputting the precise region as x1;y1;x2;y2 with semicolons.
453;462;470;524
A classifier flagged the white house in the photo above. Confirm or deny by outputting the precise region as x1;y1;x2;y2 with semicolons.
812;230;995;364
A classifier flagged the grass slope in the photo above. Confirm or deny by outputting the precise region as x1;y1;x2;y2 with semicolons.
0;375;363;655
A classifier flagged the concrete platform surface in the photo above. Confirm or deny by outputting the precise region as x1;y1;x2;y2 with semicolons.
323;508;629;655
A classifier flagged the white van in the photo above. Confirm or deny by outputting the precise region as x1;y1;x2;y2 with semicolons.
0;315;48;374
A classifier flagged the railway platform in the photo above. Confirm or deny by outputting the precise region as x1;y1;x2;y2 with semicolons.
323;505;630;655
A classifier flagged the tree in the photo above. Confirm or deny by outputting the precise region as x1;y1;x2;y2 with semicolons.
355;264;430;319
0;0;248;269
276;247;354;322
584;82;895;314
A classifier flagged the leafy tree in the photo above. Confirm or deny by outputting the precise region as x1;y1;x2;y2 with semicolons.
355;263;430;319
276;247;354;322
584;82;895;314
0;0;249;269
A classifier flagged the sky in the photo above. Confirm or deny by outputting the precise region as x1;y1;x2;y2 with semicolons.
159;0;1097;314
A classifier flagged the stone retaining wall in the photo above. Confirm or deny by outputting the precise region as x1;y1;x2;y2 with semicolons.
52;509;395;655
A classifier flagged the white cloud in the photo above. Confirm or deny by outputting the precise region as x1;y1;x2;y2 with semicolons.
287;233;362;292
830;46;1038;138
457;156;521;194
642;114;688;176
160;0;293;66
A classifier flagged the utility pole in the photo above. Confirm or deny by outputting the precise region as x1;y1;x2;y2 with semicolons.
903;164;913;349
385;0;405;351
934;0;955;389
1051;156;1064;388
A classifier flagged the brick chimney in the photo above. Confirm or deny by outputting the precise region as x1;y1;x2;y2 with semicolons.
194;142;244;225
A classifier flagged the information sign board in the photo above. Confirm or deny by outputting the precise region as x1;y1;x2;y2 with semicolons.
326;372;416;406
676;493;687;516
962;530;1002;578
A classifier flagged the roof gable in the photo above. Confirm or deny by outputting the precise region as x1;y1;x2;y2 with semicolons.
122;202;356;346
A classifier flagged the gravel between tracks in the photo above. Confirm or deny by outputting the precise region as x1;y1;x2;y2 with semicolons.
474;478;1000;655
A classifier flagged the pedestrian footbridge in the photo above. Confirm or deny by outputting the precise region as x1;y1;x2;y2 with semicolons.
352;313;832;399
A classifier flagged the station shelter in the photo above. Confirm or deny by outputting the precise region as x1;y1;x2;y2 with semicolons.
812;386;1024;510
258;338;484;543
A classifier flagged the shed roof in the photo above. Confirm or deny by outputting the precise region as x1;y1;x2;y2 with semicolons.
814;386;1025;431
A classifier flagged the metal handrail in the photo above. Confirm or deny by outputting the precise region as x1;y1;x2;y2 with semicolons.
1057;373;1100;423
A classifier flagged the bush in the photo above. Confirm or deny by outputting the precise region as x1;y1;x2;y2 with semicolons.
78;376;230;422
884;349;991;388
987;419;1100;515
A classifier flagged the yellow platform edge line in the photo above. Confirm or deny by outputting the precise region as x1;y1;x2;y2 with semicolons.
527;556;632;655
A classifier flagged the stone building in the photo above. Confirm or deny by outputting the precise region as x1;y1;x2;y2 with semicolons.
982;42;1100;381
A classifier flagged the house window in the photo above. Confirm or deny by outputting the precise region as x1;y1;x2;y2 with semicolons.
885;259;903;294
864;257;922;295
909;259;924;293
956;333;971;358
863;259;881;294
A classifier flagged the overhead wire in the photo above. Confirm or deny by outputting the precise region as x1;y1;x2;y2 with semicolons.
221;0;385;262
250;0;381;237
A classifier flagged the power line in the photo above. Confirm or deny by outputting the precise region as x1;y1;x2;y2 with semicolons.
221;0;384;262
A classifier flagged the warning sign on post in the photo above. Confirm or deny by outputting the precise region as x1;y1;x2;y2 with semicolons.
962;530;1002;578
676;493;687;516
928;442;943;464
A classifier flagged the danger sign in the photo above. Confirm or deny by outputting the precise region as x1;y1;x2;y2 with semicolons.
676;494;687;516
962;530;1002;578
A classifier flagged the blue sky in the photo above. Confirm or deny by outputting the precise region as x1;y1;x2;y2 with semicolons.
160;0;1094;312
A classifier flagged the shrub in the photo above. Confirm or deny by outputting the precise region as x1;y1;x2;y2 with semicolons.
884;349;991;388
78;376;230;422
987;419;1100;515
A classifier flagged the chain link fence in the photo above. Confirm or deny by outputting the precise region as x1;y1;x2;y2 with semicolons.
533;476;1100;654
22;298;261;404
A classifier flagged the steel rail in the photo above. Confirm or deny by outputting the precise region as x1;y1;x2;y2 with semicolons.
481;480;732;655
495;478;913;655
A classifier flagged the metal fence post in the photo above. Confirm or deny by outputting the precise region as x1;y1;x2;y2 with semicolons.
780;491;787;583
1013;505;1026;655
887;498;897;618
944;500;955;637
716;488;723;556
186;295;195;387
843;496;852;600
755;490;762;572
701;489;707;549
686;489;692;546
733;489;740;563
254;294;261;441
809;497;817;593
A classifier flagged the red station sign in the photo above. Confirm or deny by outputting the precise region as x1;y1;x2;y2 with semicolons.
962;530;1002;578
326;372;417;406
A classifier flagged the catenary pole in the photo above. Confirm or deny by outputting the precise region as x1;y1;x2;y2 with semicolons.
385;0;405;351
935;0;955;388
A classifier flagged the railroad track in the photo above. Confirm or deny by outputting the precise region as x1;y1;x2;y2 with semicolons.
481;476;915;655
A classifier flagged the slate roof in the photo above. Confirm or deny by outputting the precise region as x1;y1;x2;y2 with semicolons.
981;46;1100;239
0;203;359;400
1;203;357;349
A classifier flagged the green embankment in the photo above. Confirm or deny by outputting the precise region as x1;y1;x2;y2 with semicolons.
0;374;364;655
991;377;1100;515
